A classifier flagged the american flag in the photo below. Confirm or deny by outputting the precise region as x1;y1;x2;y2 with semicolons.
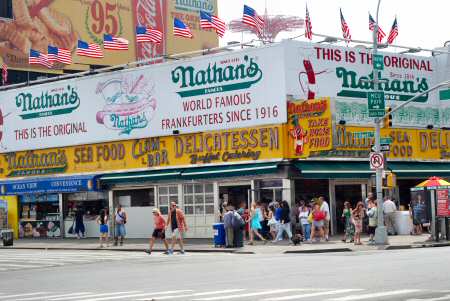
136;26;163;44
387;17;398;44
76;40;103;58
173;18;193;38
200;10;226;37
1;63;7;85
242;5;264;33
48;45;72;65
340;9;351;43
29;49;52;68
305;5;312;40
369;13;386;43
104;34;129;50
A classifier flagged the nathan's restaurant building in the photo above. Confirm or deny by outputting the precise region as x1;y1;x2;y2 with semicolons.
0;43;291;239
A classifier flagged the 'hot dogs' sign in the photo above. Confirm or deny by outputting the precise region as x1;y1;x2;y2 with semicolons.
0;44;286;153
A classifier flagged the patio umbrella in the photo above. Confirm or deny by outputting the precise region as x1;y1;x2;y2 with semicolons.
416;176;450;187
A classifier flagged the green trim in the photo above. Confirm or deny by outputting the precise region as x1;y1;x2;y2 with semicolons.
388;162;450;177
295;161;373;179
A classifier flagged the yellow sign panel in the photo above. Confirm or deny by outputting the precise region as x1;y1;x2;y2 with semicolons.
333;126;450;160
287;99;333;158
0;0;136;70
0;125;284;178
166;0;219;55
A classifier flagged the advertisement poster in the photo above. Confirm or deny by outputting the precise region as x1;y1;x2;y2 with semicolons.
287;98;332;158
0;44;287;153
0;0;137;70
0;125;284;178
284;40;438;128
436;189;450;217
410;190;430;225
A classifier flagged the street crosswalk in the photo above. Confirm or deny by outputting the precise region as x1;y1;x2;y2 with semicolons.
0;288;447;301
0;249;204;272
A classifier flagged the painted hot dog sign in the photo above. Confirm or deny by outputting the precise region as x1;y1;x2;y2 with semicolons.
286;40;438;128
0;44;286;153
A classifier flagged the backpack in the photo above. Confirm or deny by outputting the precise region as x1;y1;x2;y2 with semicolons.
232;212;245;229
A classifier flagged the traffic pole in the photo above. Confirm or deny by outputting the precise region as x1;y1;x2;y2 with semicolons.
373;0;388;245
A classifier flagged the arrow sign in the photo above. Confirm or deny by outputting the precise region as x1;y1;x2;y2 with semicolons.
371;144;390;152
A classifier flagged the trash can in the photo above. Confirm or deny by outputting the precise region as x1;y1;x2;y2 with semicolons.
1;229;13;246
213;223;225;247
233;227;244;248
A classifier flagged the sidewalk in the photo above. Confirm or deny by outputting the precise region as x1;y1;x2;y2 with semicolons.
1;234;449;254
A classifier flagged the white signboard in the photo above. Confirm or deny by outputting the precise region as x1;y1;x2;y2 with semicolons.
284;40;438;127
0;45;286;153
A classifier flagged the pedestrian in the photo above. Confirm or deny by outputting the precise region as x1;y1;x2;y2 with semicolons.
267;205;277;241
352;201;365;245
367;199;378;244
96;209;108;248
248;201;266;245
114;204;127;246
145;208;169;255
275;200;293;243
341;201;354;243
318;196;331;241
74;206;85;239
364;192;374;208
223;205;235;248
256;202;266;238
299;204;311;242
383;197;397;235
310;203;325;242
231;209;245;247
166;201;188;254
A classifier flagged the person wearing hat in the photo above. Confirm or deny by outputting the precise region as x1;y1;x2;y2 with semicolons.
145;208;169;255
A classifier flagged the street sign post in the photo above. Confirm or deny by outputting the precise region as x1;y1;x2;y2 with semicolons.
371;144;390;152
369;152;385;170
368;91;386;117
373;54;384;70
380;137;393;144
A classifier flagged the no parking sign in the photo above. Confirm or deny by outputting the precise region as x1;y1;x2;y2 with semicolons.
369;152;384;170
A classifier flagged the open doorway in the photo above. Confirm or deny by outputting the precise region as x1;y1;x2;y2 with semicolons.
219;184;251;218
335;184;364;233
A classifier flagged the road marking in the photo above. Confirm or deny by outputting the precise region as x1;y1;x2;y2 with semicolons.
143;289;247;300
263;289;364;301
15;293;93;301
0;293;48;300
193;289;313;301
0;263;42;268
48;291;142;301
73;290;194;301
407;296;450;301
327;289;422;301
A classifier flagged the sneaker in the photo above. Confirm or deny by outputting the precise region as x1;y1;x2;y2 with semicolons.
163;250;170;255
144;249;151;255
179;250;185;255
168;249;174;255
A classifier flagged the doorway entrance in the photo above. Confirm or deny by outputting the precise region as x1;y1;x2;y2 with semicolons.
334;184;364;233
219;184;251;213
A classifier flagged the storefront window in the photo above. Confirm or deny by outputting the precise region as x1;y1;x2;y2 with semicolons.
18;194;60;238
114;189;155;207
184;184;214;215
63;192;108;219
159;185;179;215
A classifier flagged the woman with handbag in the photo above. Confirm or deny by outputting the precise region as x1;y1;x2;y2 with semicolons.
114;205;127;246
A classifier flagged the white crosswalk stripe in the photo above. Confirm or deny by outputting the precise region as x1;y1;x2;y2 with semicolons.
72;290;194;301
193;289;317;301
408;296;450;301
139;289;246;301
0;292;48;300
263;289;364;301
48;291;142;301
15;292;93;301
327;289;423;301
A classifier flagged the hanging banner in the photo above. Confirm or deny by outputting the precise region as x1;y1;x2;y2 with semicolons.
0;44;286;153
284;40;438;128
287;98;332;158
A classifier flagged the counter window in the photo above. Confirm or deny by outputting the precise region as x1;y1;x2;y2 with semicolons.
18;194;60;238
159;186;178;215
114;189;155;207
184;184;214;215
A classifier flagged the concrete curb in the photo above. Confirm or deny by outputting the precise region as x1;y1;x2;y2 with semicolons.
0;246;237;253
284;248;353;254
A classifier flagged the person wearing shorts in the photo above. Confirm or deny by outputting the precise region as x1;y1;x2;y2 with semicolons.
114;205;127;246
145;208;169;255
166;202;188;254
96;209;109;248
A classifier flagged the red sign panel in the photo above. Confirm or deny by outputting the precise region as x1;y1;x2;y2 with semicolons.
436;189;450;217
132;0;166;61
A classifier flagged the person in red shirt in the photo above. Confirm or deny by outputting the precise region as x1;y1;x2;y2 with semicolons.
145;208;169;255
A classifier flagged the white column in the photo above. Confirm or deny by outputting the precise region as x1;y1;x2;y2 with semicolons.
58;193;64;239
108;190;114;239
213;181;219;222
282;179;295;207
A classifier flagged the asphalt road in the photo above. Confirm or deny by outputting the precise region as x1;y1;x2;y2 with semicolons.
0;247;449;300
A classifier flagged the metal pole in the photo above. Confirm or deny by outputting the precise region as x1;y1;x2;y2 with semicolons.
373;0;388;245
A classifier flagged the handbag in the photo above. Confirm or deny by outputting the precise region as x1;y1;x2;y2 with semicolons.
307;213;313;224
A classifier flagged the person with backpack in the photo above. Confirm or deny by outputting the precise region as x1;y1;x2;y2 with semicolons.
223;205;235;248
114;204;127;246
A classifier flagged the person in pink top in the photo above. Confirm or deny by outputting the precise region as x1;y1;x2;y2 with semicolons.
145;208;169;255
